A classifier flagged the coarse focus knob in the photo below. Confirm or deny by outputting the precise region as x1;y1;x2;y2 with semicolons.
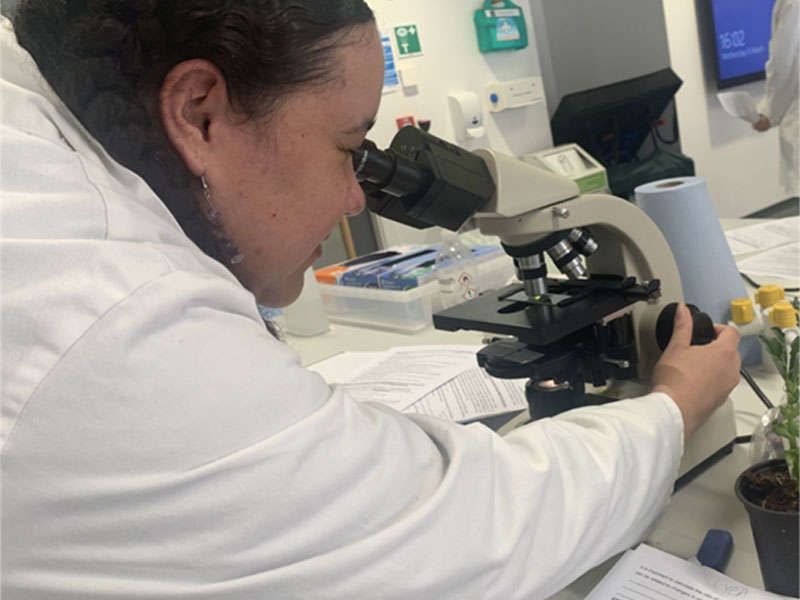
655;302;716;351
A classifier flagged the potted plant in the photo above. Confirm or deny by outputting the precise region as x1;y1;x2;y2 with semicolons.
735;326;799;597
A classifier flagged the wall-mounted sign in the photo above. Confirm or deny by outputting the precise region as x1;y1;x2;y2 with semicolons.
394;24;423;58
381;34;399;94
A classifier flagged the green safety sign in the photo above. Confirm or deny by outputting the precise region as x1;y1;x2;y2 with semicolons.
394;24;422;57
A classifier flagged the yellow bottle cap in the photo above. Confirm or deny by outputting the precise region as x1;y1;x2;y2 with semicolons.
730;298;754;324
755;284;785;309
769;301;799;328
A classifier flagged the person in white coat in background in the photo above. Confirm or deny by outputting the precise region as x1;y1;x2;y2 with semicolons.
753;0;799;198
1;1;741;599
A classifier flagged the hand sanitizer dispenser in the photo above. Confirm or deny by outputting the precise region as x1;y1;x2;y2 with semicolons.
448;91;486;141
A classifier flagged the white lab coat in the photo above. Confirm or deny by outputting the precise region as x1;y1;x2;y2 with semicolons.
757;0;800;197
0;18;684;600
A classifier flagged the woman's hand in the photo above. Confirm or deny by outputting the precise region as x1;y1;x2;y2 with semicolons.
651;304;741;439
752;114;771;132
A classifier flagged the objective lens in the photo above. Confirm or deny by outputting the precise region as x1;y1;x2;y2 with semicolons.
516;254;548;298
568;228;598;256
547;239;586;279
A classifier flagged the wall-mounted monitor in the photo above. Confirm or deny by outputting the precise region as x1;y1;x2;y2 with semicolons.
704;0;775;89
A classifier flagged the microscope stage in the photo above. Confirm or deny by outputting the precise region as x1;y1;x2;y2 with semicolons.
433;281;640;346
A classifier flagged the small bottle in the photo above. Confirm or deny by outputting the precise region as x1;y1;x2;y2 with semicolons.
760;301;799;373
756;284;793;373
434;230;480;309
755;284;785;320
729;297;764;366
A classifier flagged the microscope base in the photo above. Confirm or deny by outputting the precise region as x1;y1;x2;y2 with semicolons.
675;441;735;491
598;382;737;487
676;396;737;484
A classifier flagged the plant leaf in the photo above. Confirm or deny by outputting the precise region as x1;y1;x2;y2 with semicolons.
788;336;799;383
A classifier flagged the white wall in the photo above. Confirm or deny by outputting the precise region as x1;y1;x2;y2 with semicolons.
662;0;784;217
367;0;552;247
529;0;670;118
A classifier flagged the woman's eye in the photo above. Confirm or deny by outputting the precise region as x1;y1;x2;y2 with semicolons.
343;149;357;171
344;147;360;163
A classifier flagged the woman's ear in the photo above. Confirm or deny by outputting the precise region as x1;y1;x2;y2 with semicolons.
158;59;230;176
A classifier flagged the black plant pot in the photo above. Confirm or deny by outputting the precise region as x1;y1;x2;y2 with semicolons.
735;459;799;597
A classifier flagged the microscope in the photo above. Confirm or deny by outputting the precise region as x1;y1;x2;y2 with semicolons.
353;127;735;483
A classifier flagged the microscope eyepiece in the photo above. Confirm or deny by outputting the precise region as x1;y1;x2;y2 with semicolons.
354;129;496;232
351;143;372;178
351;140;431;198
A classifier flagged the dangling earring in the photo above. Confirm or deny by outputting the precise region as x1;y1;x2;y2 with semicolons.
200;171;244;265
200;174;222;225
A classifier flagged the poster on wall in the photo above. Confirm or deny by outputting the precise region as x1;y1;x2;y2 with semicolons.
381;33;399;94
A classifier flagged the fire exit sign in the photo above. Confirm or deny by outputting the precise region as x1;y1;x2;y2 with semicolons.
394;24;422;57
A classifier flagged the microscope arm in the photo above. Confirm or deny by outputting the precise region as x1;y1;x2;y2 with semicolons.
466;147;683;375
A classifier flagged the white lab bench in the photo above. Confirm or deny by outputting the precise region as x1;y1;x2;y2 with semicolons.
285;218;795;597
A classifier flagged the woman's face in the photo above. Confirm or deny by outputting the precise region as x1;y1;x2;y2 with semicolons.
207;25;384;307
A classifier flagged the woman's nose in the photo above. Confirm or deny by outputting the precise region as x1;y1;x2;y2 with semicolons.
345;184;366;217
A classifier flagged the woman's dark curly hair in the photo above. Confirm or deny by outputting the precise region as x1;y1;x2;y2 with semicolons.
12;0;375;263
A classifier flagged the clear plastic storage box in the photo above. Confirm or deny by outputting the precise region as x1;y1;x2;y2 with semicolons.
318;254;515;332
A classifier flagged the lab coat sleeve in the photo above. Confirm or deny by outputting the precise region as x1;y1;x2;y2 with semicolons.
757;0;800;125
1;270;684;600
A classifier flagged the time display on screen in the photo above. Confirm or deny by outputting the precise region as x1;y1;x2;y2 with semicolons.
709;0;775;86
718;29;747;50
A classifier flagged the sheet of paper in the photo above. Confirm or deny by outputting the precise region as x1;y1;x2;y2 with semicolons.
308;345;527;422
725;217;799;256
738;241;800;281
586;544;792;600
404;367;527;423
307;351;389;384
717;90;759;124
314;345;480;412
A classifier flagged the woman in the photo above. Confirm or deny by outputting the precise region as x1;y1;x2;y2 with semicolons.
0;1;740;598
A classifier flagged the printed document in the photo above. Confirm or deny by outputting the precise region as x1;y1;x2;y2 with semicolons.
586;544;792;600
308;345;527;422
738;241;800;281
404;366;526;423
725;217;799;256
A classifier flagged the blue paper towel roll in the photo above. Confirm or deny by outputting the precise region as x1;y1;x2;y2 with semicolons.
634;177;746;325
